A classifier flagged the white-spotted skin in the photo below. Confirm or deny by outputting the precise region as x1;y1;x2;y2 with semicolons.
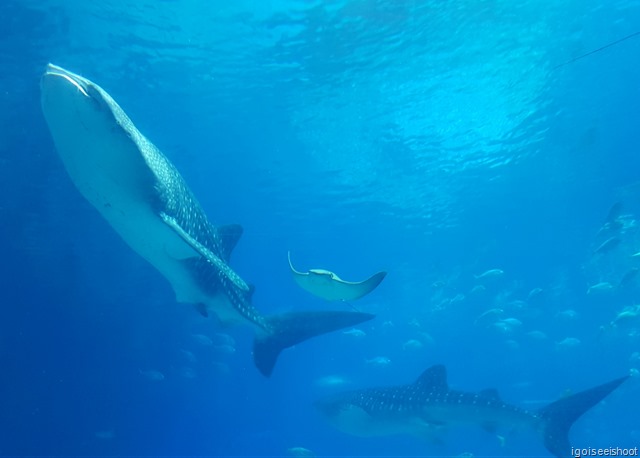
333;385;535;434
41;64;267;331
317;365;537;439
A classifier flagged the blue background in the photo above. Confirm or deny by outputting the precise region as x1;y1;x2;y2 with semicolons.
1;0;639;456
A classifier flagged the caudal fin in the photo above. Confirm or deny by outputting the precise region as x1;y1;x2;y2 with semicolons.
253;310;375;377
538;375;629;457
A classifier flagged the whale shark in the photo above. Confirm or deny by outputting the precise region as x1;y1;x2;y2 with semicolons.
40;63;374;377
288;252;386;301
315;365;628;457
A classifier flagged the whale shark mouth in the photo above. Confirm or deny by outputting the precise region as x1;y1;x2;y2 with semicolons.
44;64;90;97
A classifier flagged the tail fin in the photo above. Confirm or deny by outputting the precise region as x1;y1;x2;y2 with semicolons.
253;310;375;377
538;375;629;457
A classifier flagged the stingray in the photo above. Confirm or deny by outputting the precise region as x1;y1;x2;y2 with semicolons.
288;252;386;301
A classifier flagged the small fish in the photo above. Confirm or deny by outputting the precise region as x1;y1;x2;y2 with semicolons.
500;317;523;328
342;328;366;338
420;332;435;345
501;317;522;326
178;367;197;379
408;318;421;328
139;369;165;381
213;332;236;346
213;344;236;354
474;308;503;325
556;337;581;350
505;300;527;310
402;339;424;350
598;219;624;234
315;375;349;387
366;356;391;366
180;349;197;363
474;269;504;280
611;306;640;326
556;309;579;320
493;320;519;334
587;282;614;295
470;284;486;295
526;330;548;340
191;334;213;346
527;287;544;301
287;447;316;457
594;236;621;254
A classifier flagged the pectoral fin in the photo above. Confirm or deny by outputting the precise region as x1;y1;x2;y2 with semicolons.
160;212;249;292
410;418;446;444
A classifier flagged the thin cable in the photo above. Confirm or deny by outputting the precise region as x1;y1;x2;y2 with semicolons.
552;31;640;70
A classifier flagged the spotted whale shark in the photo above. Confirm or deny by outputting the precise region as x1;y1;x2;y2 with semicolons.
40;63;374;377
315;365;628;457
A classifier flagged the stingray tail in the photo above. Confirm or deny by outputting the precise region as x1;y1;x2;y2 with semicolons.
537;375;628;457
253;310;375;377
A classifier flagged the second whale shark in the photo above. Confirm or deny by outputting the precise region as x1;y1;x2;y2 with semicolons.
316;364;628;457
40;64;374;377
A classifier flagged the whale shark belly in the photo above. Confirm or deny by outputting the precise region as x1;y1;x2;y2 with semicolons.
42;81;205;305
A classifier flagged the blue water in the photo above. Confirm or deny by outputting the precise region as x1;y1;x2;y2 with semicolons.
1;0;640;456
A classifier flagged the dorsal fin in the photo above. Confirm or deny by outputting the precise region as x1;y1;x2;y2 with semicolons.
218;224;243;261
479;388;502;402
415;365;448;391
